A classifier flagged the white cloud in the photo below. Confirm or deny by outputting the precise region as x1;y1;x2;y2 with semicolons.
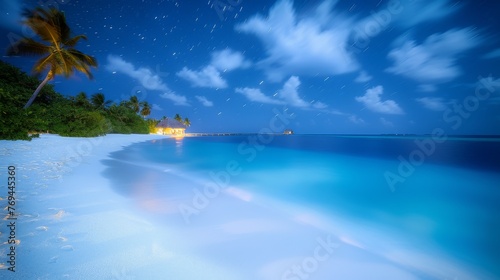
386;28;482;84
277;76;309;108
152;104;162;111
235;88;284;105
236;76;327;110
235;0;358;81
160;92;189;106
380;117;394;127
210;49;251;71
392;0;460;28
312;101;328;109
195;95;214;107
349;115;365;124
106;55;169;91
417;84;437;92
106;55;189;106
177;49;249;88
176;65;227;89
355;85;404;114
354;71;373;83
416;97;447;111
483;48;500;60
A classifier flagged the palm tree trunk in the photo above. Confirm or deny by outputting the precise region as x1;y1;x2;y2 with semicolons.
24;72;52;109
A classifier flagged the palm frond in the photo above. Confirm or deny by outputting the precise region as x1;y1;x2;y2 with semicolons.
61;49;97;79
67;49;98;67
53;10;71;43
33;54;54;75
64;34;87;47
23;9;61;45
52;51;72;77
6;37;51;56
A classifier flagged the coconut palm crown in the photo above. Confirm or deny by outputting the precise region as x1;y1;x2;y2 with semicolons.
183;117;191;127
140;101;151;119
91;93;112;110
7;7;97;109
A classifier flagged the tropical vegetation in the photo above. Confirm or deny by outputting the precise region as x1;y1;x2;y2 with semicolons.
173;113;191;127
1;6;191;141
0;60;150;140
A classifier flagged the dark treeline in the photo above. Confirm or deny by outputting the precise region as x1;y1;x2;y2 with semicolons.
0;60;156;140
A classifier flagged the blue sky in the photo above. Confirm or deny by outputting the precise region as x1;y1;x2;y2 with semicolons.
1;0;500;134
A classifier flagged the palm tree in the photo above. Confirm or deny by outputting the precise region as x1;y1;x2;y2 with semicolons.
6;7;97;109
129;95;140;114
91;93;111;110
183;117;191;127
140;101;151;119
174;113;182;122
74;92;91;108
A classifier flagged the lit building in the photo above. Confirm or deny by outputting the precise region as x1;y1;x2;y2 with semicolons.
155;118;187;136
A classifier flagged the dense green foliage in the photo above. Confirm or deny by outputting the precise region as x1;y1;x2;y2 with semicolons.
0;60;150;140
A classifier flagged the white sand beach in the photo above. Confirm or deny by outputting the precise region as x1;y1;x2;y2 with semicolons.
0;134;486;279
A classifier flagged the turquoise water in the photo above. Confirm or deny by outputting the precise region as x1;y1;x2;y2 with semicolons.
103;135;500;278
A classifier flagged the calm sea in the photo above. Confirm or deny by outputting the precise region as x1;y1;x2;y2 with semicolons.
103;134;500;278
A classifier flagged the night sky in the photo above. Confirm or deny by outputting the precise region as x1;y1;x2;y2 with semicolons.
1;0;500;134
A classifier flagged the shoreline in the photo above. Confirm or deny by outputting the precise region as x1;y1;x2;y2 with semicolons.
0;134;168;278
0;134;493;279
